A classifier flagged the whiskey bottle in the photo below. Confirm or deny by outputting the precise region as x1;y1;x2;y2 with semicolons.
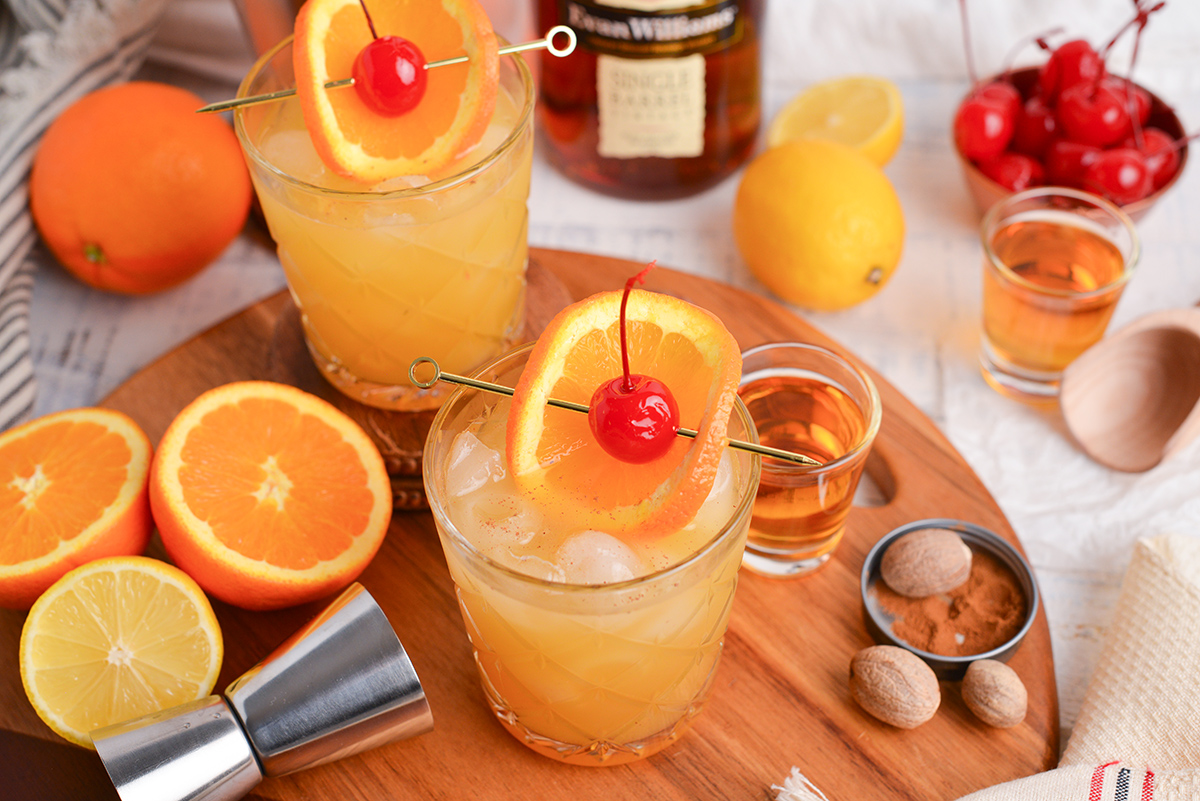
536;0;764;200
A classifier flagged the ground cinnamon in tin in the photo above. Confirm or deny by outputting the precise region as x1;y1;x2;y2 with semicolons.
873;548;1027;656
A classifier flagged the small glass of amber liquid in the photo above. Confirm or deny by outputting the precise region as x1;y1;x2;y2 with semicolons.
980;187;1140;402
738;343;882;578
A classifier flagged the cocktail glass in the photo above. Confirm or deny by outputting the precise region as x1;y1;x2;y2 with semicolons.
235;37;534;411
423;344;761;765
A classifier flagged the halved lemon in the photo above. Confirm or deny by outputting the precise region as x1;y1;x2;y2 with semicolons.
19;556;223;748
506;289;742;539
766;75;904;166
294;0;499;182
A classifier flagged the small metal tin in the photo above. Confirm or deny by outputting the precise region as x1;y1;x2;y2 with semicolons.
860;519;1039;679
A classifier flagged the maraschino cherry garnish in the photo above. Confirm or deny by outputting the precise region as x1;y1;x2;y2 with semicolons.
351;0;427;116
589;264;681;464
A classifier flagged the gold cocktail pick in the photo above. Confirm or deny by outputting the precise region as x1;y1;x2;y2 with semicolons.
197;25;577;114
409;357;824;468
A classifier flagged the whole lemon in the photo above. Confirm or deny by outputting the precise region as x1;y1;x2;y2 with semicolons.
733;140;905;311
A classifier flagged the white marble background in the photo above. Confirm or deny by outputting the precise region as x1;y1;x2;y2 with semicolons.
26;0;1200;748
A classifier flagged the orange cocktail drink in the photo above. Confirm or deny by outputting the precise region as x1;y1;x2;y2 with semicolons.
424;286;760;765
235;35;533;411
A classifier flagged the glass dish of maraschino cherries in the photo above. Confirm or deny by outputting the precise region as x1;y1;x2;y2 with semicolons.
952;0;1189;221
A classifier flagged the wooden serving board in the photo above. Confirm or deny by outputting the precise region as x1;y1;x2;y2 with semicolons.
0;248;1058;801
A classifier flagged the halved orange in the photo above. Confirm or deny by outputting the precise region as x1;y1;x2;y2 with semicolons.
0;408;152;610
506;289;742;539
294;0;499;182
20;556;223;748
149;381;392;611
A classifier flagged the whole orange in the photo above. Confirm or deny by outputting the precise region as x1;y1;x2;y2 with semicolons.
29;81;252;294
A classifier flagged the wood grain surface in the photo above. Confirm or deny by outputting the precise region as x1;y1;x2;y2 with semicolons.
0;248;1059;801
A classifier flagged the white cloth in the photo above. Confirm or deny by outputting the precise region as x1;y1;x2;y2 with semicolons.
952;764;1200;801
1061;536;1200;770
957;534;1200;798
0;0;166;430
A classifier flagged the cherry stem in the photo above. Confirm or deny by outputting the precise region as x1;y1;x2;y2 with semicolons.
1126;2;1163;75
1101;1;1164;59
1165;129;1200;155
1001;26;1063;76
1101;1;1166;146
357;0;379;40
957;0;978;87
618;262;656;393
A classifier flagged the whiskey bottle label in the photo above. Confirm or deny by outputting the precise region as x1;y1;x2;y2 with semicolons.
562;0;741;58
597;53;705;158
563;0;736;160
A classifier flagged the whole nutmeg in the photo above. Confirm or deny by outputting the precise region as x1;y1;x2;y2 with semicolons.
962;659;1027;728
849;645;940;729
880;528;972;598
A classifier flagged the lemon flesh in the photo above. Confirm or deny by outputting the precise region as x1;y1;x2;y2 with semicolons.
767;75;904;167
19;556;223;748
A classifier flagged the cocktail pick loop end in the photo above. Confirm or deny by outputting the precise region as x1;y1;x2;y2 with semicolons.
197;26;576;114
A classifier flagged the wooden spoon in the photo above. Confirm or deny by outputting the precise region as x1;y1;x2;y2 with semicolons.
1060;307;1200;472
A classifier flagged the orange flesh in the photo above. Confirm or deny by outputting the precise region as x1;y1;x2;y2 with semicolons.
177;398;374;569
507;290;742;538
538;321;715;509
0;421;131;563
294;0;498;180
322;3;467;160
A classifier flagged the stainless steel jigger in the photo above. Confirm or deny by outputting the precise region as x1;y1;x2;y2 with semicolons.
90;583;434;801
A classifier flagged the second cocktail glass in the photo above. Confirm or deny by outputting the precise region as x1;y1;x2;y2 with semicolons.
424;344;761;765
235;37;534;411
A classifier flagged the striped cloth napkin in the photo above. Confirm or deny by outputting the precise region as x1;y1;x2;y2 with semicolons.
776;533;1200;801
0;0;167;431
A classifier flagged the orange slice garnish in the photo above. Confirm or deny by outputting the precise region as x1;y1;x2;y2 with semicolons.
506;289;742;539
294;0;499;183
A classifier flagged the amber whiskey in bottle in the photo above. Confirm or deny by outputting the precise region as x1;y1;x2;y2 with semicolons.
536;0;764;200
